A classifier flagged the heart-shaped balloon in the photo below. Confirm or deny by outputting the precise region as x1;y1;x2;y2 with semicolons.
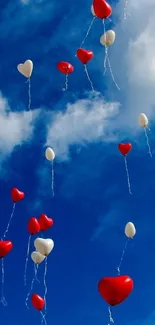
57;61;74;74
34;238;54;256
38;214;54;231
31;251;45;264
11;188;25;203
98;275;134;306
17;60;33;78
28;217;40;235
76;48;94;64
93;0;112;19
118;143;132;156
0;241;13;258
31;294;45;311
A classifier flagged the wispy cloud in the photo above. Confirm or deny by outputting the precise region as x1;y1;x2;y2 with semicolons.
0;91;34;157
46;92;120;160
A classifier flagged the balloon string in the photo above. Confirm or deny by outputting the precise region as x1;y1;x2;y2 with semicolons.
43;257;48;314
24;235;31;286
40;311;47;325
62;74;68;92
26;78;32;121
102;19;108;72
116;238;129;275
108;306;114;325
144;128;152;158
25;265;36;309
102;19;120;90
124;156;132;194
51;163;54;197
34;264;40;283
2;203;16;240
123;0;130;20
107;57;120;90
1;258;7;306
84;65;95;92
80;17;96;47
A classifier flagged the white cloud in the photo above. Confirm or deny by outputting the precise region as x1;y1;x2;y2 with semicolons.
0;92;34;158
110;0;155;124
46;92;120;160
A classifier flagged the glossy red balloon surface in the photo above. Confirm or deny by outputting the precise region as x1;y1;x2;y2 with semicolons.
11;188;25;203
57;61;74;74
31;294;45;311
0;241;13;258
98;275;134;306
118;143;132;156
93;0;112;19
76;48;94;64
28;217;40;235
38;214;54;231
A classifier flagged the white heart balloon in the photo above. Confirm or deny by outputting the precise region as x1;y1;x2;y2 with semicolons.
31;251;46;264
34;238;54;256
17;59;33;78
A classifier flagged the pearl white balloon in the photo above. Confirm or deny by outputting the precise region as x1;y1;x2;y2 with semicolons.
125;222;136;238
34;238;54;256
100;30;115;46
45;147;55;162
138;113;148;128
31;251;46;264
17;60;33;78
91;5;96;16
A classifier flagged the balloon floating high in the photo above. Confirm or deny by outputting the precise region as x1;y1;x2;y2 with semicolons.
34;238;54;315
98;275;134;325
17;60;33;120
45;147;55;197
25;250;45;309
138;113;152;158
100;30;120;90
57;61;74;91
34;238;54;256
76;48;95;92
24;217;40;287
31;294;47;325
38;214;54;231
0;240;13;307
117;222;136;275
0;241;13;258
98;275;134;305
118;143;132;194
2;188;24;240
93;0;112;19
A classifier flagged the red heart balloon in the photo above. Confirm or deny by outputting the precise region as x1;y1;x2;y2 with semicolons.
38;214;54;231
0;241;13;258
57;61;74;74
93;0;112;19
11;188;25;203
31;294;45;311
118;143;132;156
28;217;40;235
76;48;94;64
98;275;134;306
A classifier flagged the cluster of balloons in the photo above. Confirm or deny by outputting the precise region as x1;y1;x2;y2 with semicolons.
0;147;55;317
57;0;120;91
3;1;151;324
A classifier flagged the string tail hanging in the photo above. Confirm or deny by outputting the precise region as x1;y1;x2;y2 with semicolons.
108;306;114;325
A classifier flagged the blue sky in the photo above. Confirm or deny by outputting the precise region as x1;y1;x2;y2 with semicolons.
1;0;155;324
